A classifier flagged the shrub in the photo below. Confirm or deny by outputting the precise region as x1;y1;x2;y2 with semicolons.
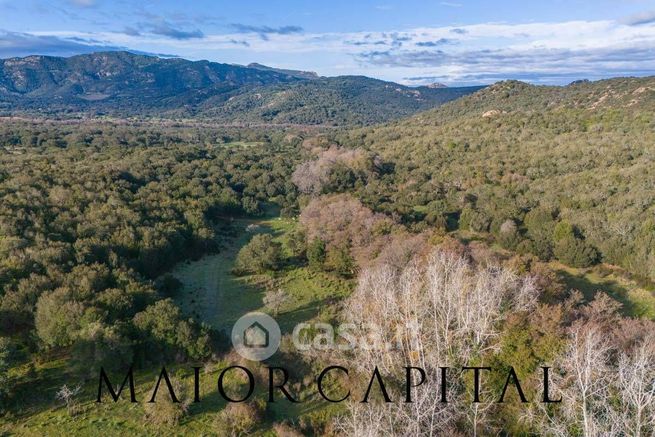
143;373;190;427
233;234;283;275
214;402;263;436
554;237;599;268
34;288;85;348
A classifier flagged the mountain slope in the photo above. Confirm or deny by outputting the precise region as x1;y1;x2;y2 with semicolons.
0;51;300;114
0;51;482;125
202;76;483;125
336;76;655;281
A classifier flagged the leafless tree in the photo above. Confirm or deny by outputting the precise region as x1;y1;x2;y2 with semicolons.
55;384;82;415
613;338;655;437
264;288;289;316
338;248;539;435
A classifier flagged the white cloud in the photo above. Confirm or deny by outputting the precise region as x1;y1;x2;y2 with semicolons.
440;2;463;7
21;18;655;84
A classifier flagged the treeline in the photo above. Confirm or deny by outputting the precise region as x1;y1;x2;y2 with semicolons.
0;123;300;397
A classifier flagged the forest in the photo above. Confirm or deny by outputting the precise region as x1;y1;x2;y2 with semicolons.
0;76;654;436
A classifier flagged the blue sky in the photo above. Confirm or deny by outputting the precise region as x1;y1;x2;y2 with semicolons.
1;0;655;85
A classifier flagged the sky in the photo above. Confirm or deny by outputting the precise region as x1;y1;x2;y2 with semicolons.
1;0;655;85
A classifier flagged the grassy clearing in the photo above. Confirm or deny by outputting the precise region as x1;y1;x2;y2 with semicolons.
171;212;352;332
553;262;655;319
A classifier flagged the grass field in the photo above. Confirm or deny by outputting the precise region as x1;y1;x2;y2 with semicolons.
170;212;351;332
552;262;655;319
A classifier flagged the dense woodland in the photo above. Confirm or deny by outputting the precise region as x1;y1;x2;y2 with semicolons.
0;122;299;382
0;75;654;436
331;77;655;283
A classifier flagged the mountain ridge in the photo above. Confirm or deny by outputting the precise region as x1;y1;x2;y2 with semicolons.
0;51;484;125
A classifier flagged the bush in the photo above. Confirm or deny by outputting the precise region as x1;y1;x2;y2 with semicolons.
233;234;283;275
143;372;190;427
34;288;86;348
273;422;304;437
214;401;263;436
553;237;599;268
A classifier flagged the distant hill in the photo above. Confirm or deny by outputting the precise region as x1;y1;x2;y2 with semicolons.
336;76;655;281
202;76;484;125
247;63;320;80
0;51;482;125
417;78;655;122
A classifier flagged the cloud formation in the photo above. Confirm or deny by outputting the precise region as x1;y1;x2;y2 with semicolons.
231;24;303;40
5;17;655;85
0;30;121;57
416;38;455;47
148;21;204;39
622;10;655;26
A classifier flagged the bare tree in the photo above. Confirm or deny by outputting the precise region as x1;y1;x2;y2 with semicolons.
532;321;617;437
264;288;289;316
55;384;82;415
338;249;539;436
614;339;655;437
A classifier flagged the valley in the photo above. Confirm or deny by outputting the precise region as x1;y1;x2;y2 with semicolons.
0;71;654;436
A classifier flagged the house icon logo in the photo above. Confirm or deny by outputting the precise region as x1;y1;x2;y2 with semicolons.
243;321;269;348
231;312;281;361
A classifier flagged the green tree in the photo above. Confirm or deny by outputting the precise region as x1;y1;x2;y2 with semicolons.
459;206;491;232
34;288;85;348
233;234;283;274
307;239;327;269
133;299;210;362
326;243;355;277
0;337;14;411
554;237;599;268
286;228;307;259
524;207;557;260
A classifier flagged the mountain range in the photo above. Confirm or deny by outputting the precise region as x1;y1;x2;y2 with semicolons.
0;51;483;125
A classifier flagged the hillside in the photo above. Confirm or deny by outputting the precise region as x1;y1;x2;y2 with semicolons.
0;51;482;125
335;76;655;282
202;76;483;125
